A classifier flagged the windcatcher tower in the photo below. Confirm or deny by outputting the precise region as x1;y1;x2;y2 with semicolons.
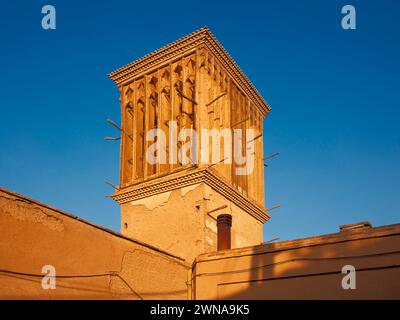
109;27;271;262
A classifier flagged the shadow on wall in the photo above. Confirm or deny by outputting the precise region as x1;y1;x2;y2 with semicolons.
193;223;400;300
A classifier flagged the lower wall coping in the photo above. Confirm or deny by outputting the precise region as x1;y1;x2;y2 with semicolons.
193;223;400;265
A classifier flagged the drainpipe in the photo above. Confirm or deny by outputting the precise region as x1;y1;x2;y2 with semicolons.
217;214;232;250
187;264;194;300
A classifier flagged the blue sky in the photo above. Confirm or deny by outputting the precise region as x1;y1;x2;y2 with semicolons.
0;0;399;241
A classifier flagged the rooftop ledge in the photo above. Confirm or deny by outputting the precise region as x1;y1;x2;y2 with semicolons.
194;222;400;264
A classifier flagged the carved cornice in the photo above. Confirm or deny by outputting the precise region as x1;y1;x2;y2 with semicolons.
108;27;271;116
203;169;269;223
111;167;270;224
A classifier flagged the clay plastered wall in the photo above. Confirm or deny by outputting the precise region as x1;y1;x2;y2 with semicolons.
203;184;263;251
121;183;206;263
193;225;400;300
0;187;189;300
121;183;263;263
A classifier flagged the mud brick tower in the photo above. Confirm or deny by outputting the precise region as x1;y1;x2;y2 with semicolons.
108;27;271;262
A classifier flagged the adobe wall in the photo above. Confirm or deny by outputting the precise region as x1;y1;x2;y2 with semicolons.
0;187;189;300
121;182;263;263
121;183;206;264
192;224;400;299
202;184;263;250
